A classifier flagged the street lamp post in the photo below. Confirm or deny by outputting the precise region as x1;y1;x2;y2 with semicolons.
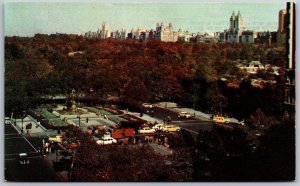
21;118;24;133
21;111;26;133
77;115;81;127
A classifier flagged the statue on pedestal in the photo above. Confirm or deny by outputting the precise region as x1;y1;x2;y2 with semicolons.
66;89;77;112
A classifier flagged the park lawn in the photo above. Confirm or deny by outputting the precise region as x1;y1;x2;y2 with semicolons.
51;118;68;126
84;107;112;116
40;109;57;119
108;115;126;123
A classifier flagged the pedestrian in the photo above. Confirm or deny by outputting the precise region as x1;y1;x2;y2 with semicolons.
86;117;89;123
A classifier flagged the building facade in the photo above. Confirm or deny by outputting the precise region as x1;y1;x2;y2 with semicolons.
220;11;254;43
155;23;177;42
227;11;246;43
283;2;296;114
100;21;111;39
277;9;287;44
240;30;254;43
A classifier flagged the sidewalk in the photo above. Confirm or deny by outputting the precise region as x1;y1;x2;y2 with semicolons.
121;110;163;124
13;115;48;136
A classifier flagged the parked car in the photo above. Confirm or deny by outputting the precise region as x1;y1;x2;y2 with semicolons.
178;112;192;118
5;117;11;125
213;117;229;123
138;127;156;134
162;125;181;132
152;124;164;131
48;135;63;143
142;103;154;108
103;131;111;138
19;153;29;165
96;136;117;145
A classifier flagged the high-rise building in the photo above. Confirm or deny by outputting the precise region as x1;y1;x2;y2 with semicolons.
229;11;246;32
100;21;111;39
277;9;288;44
278;9;287;33
283;2;295;114
155;22;177;42
227;11;247;43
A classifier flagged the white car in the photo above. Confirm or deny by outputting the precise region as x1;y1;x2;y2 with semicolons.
178;112;192;118
138;127;156;134
152;124;164;131
5;117;11;124
96;136;117;145
142;103;154;108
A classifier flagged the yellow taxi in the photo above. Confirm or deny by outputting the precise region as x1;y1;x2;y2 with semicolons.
162;125;181;132
48;135;63;143
213;117;226;123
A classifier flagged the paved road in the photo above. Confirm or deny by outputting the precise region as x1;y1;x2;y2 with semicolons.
142;106;215;135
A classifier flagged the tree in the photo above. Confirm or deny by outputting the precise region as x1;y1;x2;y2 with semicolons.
194;125;251;181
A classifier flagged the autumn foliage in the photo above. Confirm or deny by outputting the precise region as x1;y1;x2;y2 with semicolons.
5;34;286;117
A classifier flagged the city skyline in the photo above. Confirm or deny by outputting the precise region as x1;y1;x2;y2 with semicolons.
5;2;285;36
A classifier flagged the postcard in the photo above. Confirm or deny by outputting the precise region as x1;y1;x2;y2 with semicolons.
4;1;296;182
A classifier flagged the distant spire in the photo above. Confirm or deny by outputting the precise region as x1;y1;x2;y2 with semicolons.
231;11;236;17
237;10;241;17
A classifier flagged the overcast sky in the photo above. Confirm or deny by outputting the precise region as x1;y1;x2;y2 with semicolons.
5;2;285;36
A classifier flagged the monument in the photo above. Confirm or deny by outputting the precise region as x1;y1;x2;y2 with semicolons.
66;89;77;113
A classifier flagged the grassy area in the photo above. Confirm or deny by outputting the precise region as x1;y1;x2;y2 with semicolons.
51;119;67;127
70;118;113;127
40;109;57;119
84;107;111;115
84;107;127;123
108;115;126;123
38;109;67;127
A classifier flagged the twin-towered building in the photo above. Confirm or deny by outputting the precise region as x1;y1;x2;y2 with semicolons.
220;11;256;43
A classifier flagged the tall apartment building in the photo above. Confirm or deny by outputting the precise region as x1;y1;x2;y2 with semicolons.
227;11;246;43
277;9;288;44
100;21;111;39
155;23;177;42
111;29;127;40
283;2;296;114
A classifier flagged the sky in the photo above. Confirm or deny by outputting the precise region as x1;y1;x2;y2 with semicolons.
5;2;286;36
